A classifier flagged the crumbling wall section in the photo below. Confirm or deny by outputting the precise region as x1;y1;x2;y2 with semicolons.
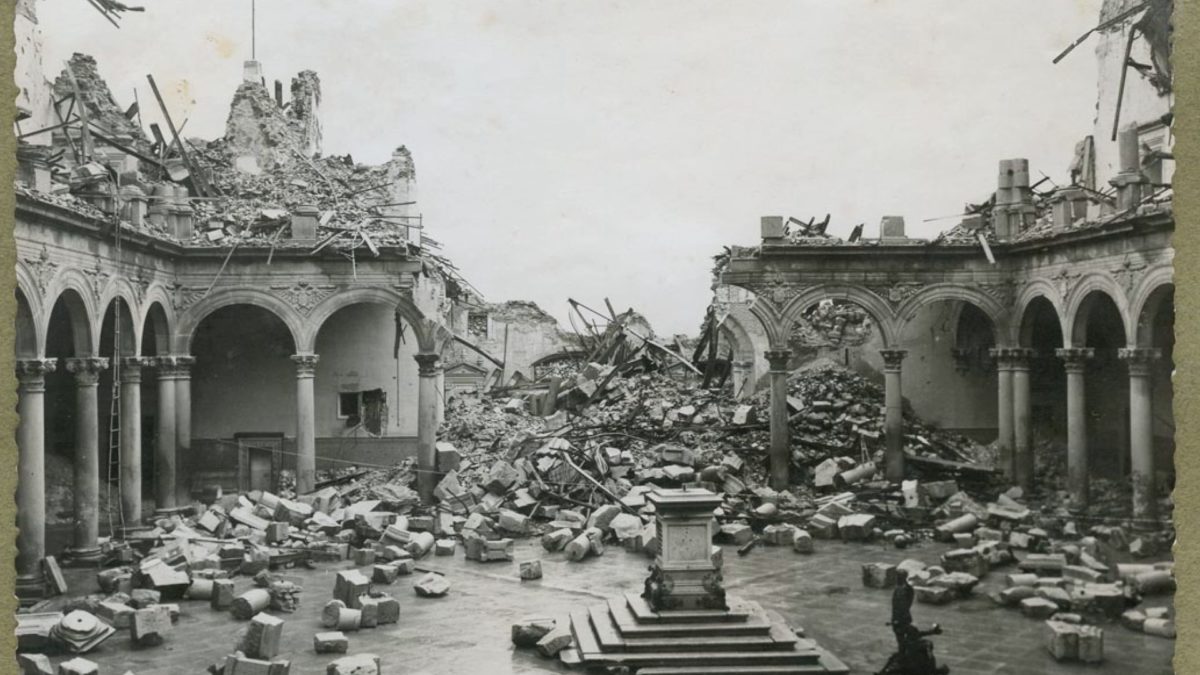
448;300;580;382
224;81;297;173
287;70;322;157
15;0;55;146
52;53;147;143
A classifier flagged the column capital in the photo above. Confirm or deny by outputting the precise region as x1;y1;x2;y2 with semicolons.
1055;347;1094;372
119;356;153;383
16;358;57;390
154;355;190;378
879;349;907;371
990;347;1034;369
291;353;320;377
65;357;110;385
763;349;791;372
414;352;441;377
1119;347;1161;376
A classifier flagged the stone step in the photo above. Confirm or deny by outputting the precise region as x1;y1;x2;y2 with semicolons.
569;646;825;669
625;592;754;623
588;604;799;653
637;666;835;675
607;598;774;638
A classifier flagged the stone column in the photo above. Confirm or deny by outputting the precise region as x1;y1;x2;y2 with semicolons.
119;357;151;526
16;358;56;604
415;353;441;503
291;354;319;495
990;348;1015;480
1120;347;1161;521
1056;348;1093;510
880;349;907;482
64;356;109;564
764;349;792;491
1010;348;1035;492
154;356;179;511
173;356;195;506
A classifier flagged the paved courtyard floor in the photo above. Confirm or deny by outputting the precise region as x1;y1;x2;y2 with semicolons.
34;537;1174;674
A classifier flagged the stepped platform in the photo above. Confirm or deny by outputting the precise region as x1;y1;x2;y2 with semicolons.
567;592;848;674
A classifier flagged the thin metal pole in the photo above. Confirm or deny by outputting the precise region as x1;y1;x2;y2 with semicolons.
252;0;257;60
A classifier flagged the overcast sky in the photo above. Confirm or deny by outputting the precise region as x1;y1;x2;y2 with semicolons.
38;0;1104;335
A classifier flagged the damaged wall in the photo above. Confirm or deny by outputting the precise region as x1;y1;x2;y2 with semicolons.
445;300;581;386
14;0;55;144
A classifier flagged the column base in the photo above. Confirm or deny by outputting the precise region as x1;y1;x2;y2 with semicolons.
62;546;103;567
15;572;46;607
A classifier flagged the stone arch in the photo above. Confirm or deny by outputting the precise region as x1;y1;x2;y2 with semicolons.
1065;273;1130;348
141;301;172;356
781;284;899;347
1130;266;1174;348
178;289;305;354
744;295;792;349
896;284;1007;343
1011;280;1065;346
16;270;45;356
15;288;39;359
303;288;435;354
44;269;99;355
99;296;138;356
717;311;758;363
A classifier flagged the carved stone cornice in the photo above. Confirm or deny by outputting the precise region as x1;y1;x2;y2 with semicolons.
16;358;57;391
272;281;337;315
763;349;791;372
291;353;320;377
990;347;1033;369
1119;347;1161;376
414;353;441;377
1055;347;1094;373
65;357;110;385
154;355;193;378
879;349;907;371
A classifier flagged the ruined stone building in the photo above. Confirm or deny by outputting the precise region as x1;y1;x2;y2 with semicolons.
714;0;1174;521
9;6;579;604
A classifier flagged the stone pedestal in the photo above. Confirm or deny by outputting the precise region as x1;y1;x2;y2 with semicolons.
645;488;726;611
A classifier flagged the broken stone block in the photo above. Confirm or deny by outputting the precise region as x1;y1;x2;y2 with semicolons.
585;528;606;557
486;538;515;562
928;572;979;597
357;596;380;628
372;594;400;625
393;559;416;576
1077;625;1104;663
1133;570;1175;595
998;585;1038;606
1121;609;1148;631
1063;565;1104;584
1018;553;1067;574
718;523;753;546
1036;586;1073;610
512;618;556;648
608;513;643;541
129;588;161;609
17;653;53;675
564;532;593;562
352;548;376;566
485;460;520;494
96;568;130;594
587;505;622;531
1045;620;1079;661
187;578;216;600
536;625;574;658
211;579;237;611
941;548;988;578
1143;618;1176;639
334;571;371;608
321;601;361;632
498;509;530;534
543;528;573;552
851;558;893;588
807;513;838;539
265;522;289;544
239;613;284;659
1006;573;1038;587
434;539;457;557
372;565;399;585
1021;597;1061;619
56;658;99;675
96;601;135;629
792;529;814;554
325;654;381;675
231;589;272;620
934;514;978;542
1070;583;1125;618
413;573;450;598
313;631;348;654
405;531;436;558
838;513;875;541
520;560;543;580
131;606;173;647
911;585;952;605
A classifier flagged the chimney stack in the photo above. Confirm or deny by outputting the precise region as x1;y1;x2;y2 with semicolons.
993;158;1035;240
291;204;320;242
243;60;263;84
880;216;907;243
761;216;785;243
1110;124;1148;212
